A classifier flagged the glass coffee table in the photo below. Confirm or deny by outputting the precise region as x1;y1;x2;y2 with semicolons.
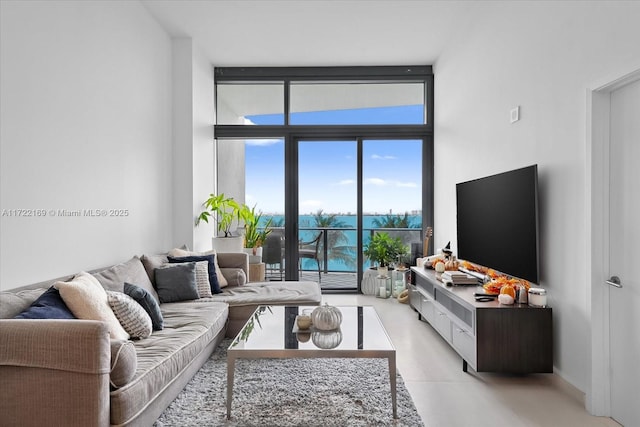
226;305;397;419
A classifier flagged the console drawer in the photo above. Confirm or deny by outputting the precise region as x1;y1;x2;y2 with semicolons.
433;307;452;342
420;294;435;325
452;323;476;368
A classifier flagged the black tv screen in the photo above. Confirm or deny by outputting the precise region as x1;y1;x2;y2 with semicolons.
456;165;539;284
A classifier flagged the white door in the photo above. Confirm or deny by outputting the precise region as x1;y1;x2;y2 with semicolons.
609;78;640;427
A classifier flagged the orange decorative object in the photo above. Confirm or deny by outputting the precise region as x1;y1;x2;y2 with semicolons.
483;282;501;295
500;285;516;299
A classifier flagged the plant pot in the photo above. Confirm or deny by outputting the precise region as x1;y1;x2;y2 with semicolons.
243;247;263;264
211;236;243;253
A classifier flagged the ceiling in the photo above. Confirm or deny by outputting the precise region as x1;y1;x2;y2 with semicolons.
141;0;481;67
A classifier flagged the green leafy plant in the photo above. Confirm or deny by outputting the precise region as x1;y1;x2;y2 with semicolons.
363;232;408;268
196;193;243;237
241;204;273;251
238;306;272;342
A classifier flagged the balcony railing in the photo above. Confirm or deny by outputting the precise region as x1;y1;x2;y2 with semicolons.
265;226;422;275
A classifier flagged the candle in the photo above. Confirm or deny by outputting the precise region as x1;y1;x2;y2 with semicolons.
379;286;386;298
416;257;424;268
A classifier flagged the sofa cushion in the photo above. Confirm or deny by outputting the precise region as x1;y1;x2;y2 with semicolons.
110;340;137;389
109;301;228;425
140;253;168;287
13;287;76;319
92;256;159;304
168;248;228;288
107;292;152;339
201;280;322;307
154;263;199;303
54;272;130;341
167;254;221;294
0;288;50;319
124;282;163;331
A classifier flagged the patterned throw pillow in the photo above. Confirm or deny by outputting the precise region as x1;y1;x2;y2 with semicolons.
54;272;129;341
107;291;152;339
124;282;163;331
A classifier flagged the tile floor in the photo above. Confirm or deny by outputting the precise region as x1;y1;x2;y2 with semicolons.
321;293;620;427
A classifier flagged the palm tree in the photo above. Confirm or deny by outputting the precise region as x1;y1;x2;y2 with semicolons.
372;212;419;229
301;209;356;270
370;212;421;257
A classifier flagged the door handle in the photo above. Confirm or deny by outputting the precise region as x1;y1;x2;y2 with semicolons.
605;276;622;288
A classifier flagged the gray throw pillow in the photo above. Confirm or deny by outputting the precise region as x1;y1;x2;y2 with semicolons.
124;282;163;330
154;262;199;303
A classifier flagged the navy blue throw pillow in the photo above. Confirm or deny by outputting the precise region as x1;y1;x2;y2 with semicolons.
167;254;221;294
14;286;76;319
124;282;164;330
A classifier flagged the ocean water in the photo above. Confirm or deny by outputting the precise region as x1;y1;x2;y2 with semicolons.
260;214;422;272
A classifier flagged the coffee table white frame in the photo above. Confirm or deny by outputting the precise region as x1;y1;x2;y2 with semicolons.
226;305;397;420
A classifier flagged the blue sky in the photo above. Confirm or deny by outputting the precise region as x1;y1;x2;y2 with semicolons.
244;106;423;215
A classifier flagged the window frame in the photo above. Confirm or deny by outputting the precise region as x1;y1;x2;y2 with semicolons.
214;66;434;282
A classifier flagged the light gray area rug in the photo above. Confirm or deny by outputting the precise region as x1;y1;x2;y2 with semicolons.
154;340;424;426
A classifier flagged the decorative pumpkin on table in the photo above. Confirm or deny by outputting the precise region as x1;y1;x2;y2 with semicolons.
311;304;343;331
312;330;343;349
444;256;460;271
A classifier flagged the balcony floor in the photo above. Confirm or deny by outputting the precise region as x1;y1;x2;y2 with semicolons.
266;269;358;291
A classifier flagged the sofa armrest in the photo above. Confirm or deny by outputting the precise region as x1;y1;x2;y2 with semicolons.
217;252;249;277
0;319;111;427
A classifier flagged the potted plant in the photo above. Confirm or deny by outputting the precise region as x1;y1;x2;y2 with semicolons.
363;232;409;277
196;193;244;252
240;204;273;263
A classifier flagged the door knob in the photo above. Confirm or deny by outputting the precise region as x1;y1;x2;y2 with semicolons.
605;276;622;288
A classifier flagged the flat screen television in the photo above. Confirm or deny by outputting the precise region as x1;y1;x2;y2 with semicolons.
456;165;539;284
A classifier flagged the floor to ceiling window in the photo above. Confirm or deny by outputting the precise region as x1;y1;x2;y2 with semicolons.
215;66;433;292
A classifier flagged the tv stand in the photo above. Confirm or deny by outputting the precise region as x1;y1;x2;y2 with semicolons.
409;267;553;374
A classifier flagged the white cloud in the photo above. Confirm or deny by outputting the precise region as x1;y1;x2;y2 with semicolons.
396;181;417;188
338;179;355;185
364;178;417;188
371;154;397;160
365;178;387;186
245;138;282;146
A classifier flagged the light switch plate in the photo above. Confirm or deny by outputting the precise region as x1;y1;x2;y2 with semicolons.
510;106;520;123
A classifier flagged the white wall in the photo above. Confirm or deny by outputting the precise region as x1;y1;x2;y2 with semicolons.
0;1;173;289
434;1;640;394
171;38;216;252
191;43;216;252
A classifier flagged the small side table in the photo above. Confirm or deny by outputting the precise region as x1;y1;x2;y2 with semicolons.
248;262;265;282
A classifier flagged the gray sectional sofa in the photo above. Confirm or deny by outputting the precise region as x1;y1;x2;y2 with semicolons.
0;251;322;427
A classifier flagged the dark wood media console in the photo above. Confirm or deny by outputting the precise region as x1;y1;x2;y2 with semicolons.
410;267;553;374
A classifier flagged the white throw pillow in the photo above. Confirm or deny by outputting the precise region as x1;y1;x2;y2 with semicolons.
107;291;152;339
169;247;228;288
54;272;129;340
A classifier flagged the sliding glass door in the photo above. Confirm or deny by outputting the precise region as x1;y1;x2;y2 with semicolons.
291;138;422;291
297;140;358;289
362;139;423;272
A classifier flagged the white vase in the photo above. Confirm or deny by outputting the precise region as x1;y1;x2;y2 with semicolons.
211;236;243;253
